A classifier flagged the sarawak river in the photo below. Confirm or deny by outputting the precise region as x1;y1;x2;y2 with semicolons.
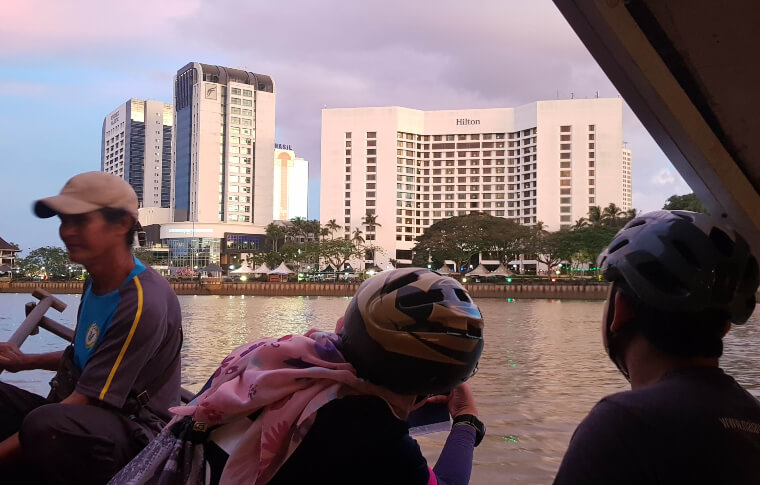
1;293;759;483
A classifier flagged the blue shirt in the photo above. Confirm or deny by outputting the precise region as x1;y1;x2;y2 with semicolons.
73;257;146;371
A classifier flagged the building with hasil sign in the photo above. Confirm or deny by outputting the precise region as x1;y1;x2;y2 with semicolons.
273;146;309;221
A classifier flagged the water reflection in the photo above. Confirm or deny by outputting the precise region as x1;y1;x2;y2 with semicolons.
1;293;758;484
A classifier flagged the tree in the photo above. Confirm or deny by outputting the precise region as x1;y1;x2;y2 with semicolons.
361;213;382;266
325;219;341;239
528;225;564;276
483;218;531;265
134;247;167;267
573;217;588;229
587;206;603;227
413;213;496;273
556;226;618;277
265;223;286;252
351;227;365;246
601;203;624;226
663;193;707;213
16;246;71;279
288;217;309;243
319;239;363;271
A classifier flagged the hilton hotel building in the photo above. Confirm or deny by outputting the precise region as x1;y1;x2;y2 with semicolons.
321;98;631;267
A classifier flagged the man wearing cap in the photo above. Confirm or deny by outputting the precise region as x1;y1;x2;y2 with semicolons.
0;172;183;484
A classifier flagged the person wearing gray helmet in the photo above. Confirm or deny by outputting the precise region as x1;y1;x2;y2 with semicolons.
0;172;183;484
555;210;760;484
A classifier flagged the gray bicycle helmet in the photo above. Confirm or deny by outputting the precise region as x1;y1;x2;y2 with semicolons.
340;268;484;395
597;210;758;324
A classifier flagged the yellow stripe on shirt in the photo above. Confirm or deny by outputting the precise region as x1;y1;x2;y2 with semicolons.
99;275;144;401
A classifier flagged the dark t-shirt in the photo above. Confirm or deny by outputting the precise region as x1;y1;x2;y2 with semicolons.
554;367;760;485
71;259;183;428
268;396;430;485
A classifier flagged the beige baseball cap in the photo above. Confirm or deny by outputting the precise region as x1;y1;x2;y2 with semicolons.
34;171;139;219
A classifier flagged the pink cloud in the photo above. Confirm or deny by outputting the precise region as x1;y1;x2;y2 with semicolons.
0;0;201;55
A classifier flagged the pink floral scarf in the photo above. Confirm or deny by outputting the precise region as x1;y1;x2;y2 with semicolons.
170;329;418;484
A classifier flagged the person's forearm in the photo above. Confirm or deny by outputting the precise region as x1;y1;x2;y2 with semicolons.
0;433;21;468
22;350;64;371
432;425;476;485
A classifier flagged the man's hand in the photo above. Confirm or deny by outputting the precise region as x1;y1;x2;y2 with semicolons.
427;382;478;418
0;343;28;373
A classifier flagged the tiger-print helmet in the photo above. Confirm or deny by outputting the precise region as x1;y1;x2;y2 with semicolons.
340;268;484;395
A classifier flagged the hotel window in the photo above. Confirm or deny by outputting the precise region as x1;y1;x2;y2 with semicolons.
561;134;571;142
231;98;241;105
346;132;352;138
242;99;252;107
243;89;252;97
367;132;376;138
560;126;571;133
588;125;595;131
231;88;241;95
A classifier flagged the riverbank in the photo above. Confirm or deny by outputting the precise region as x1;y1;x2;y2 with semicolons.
0;280;610;299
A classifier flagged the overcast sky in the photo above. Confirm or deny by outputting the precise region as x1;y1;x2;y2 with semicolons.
0;0;692;252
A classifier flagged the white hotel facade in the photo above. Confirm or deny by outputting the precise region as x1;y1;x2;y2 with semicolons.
321;98;631;268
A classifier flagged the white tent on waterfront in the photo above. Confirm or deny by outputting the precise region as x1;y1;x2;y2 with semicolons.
251;263;271;275
466;264;492;277
436;265;454;274
269;262;294;275
488;264;512;276
231;262;255;274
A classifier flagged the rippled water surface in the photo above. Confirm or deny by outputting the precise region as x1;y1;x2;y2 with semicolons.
1;293;759;483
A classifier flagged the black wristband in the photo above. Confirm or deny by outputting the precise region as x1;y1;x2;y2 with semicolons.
452;413;485;447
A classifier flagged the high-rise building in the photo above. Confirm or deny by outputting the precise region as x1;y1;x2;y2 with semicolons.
102;99;173;208
622;147;633;211
321;98;629;267
172;63;275;225
159;63;276;272
273;145;309;221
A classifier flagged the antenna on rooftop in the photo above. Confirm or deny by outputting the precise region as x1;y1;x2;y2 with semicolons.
570;92;574;99
595;91;599;98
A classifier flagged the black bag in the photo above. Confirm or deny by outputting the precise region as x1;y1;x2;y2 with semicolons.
47;345;80;402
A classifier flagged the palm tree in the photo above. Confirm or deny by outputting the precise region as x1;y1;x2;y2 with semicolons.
319;227;330;241
361;213;381;266
601;203;624;226
351;227;365;246
325;219;341;239
304;219;321;242
573;217;588;229
623;208;638;222
289;217;308;242
265;222;286;252
587;206;603;227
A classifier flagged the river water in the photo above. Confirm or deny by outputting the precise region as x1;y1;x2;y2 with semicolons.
1;293;759;483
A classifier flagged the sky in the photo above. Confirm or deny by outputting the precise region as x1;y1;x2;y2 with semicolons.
0;0;693;253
